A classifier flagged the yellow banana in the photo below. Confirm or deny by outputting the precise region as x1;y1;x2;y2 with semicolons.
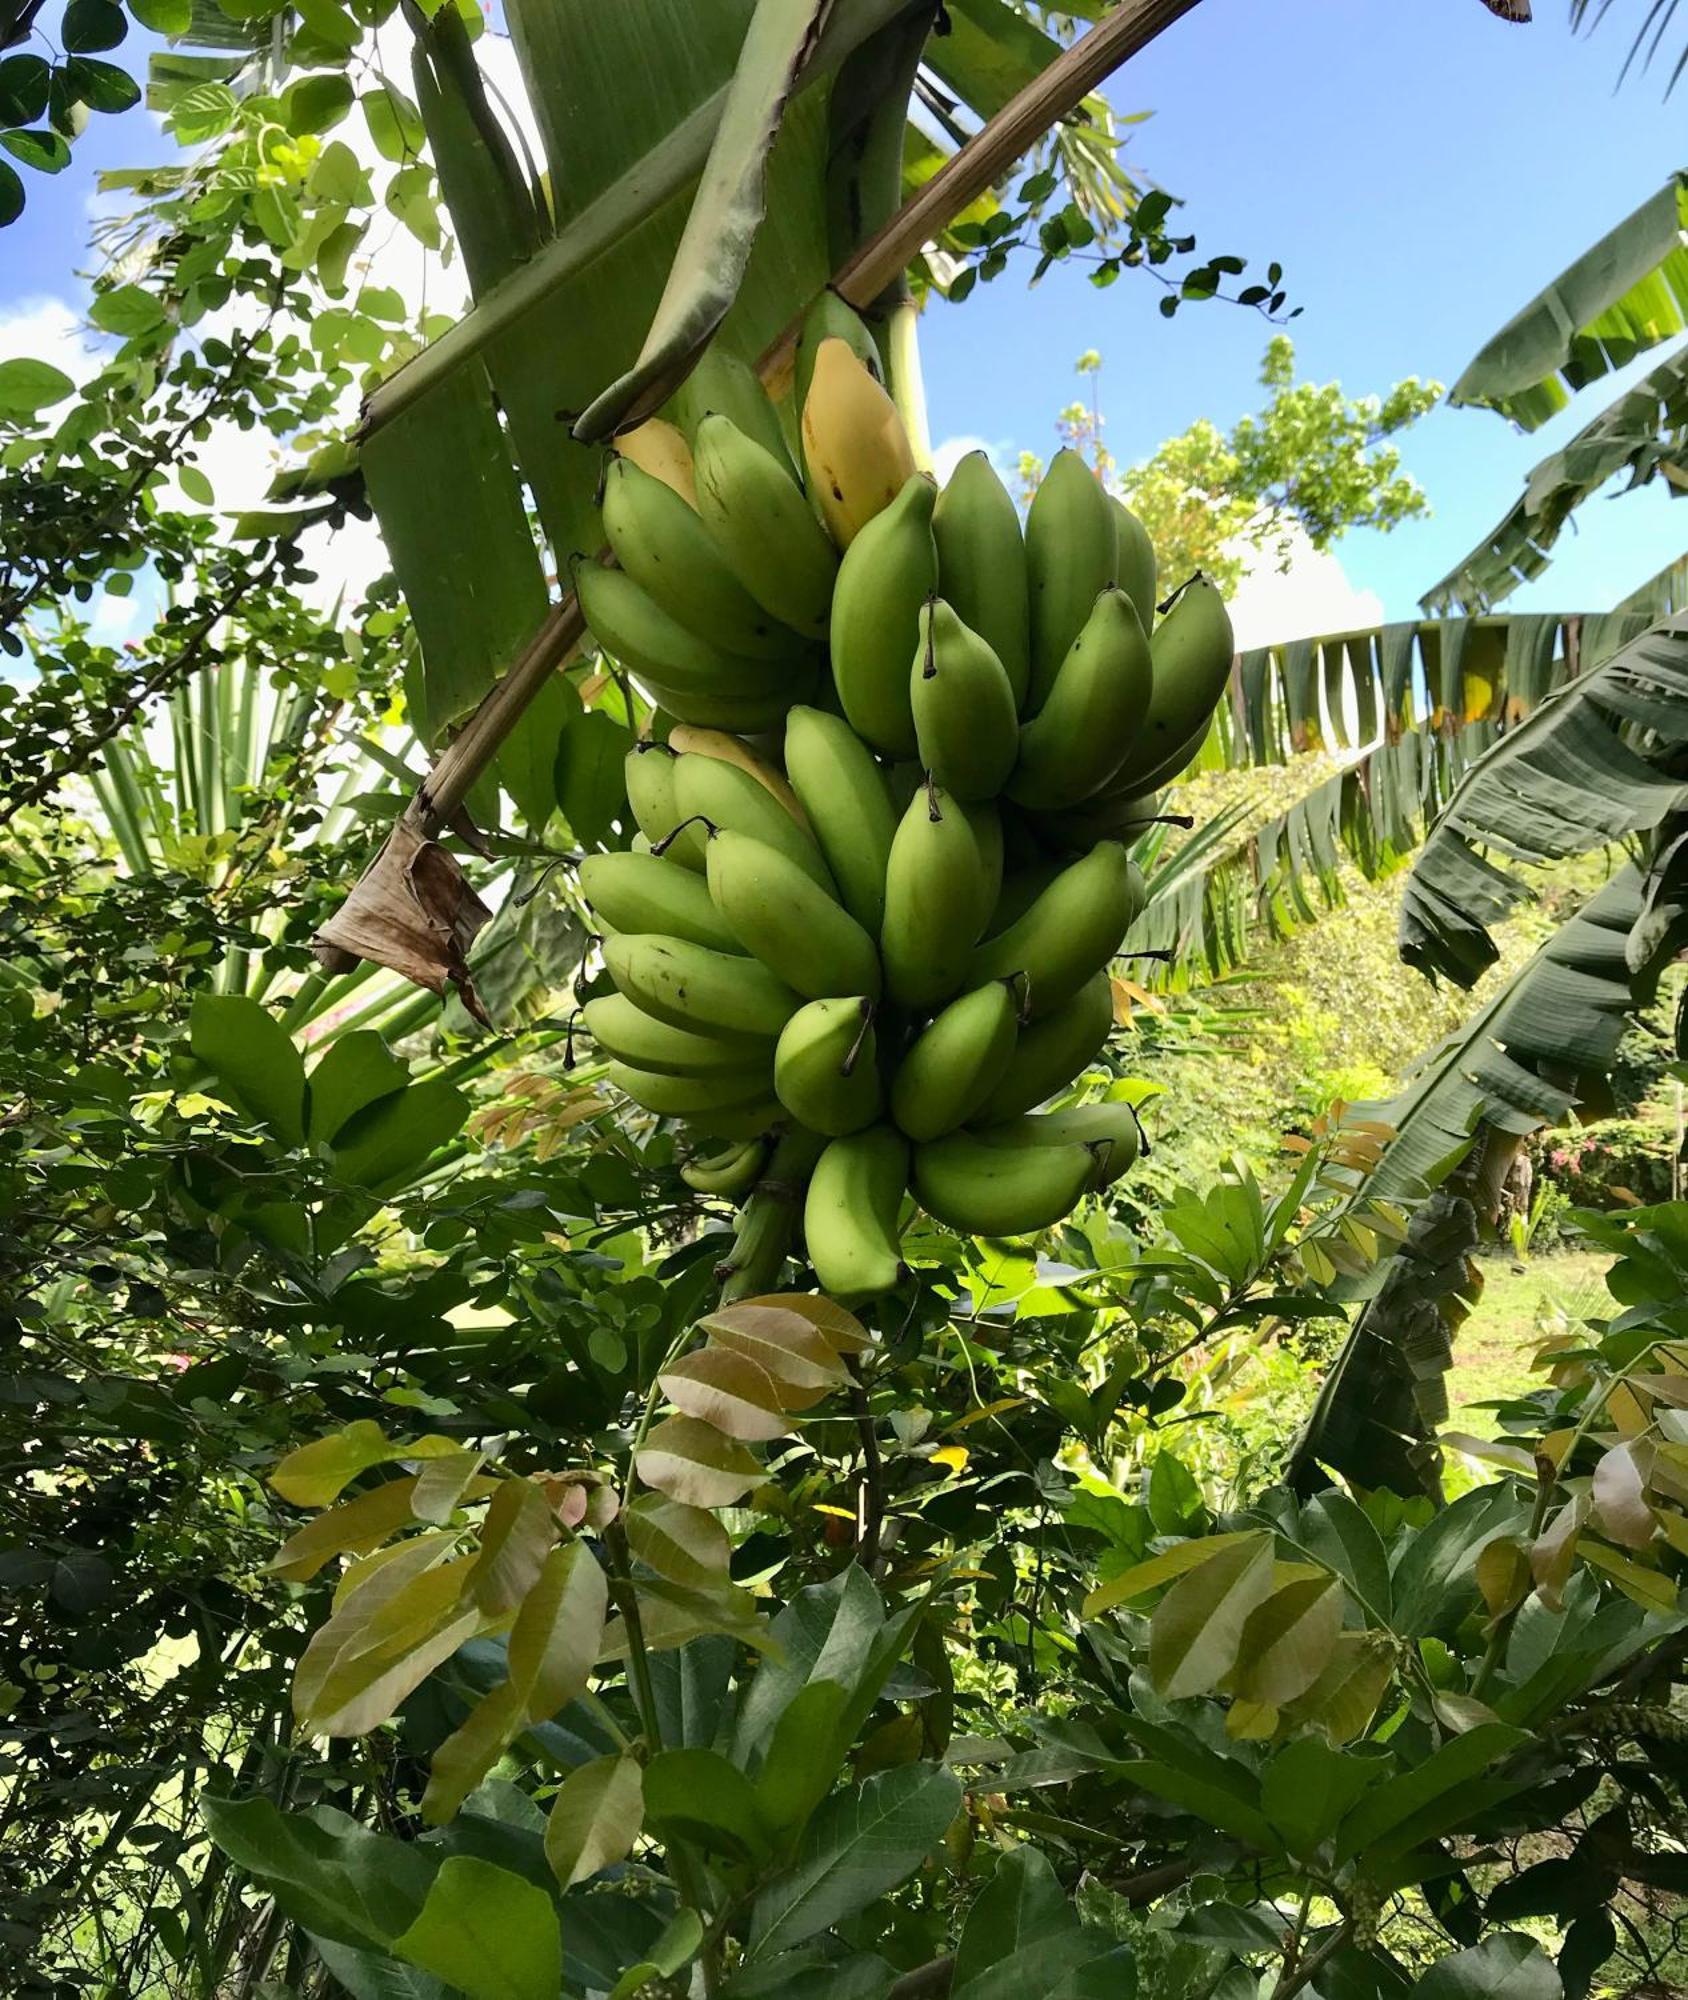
987;1102;1142;1185
971;970;1115;1124
1109;574;1235;791
693;414;838;641
672;753;834;893
667;724;809;826
578;851;744;954
970;841;1144;1018
880;783;990;1012
932;449;1030;710
774;996;882;1136
680;1135;769;1198
1007;587;1153;809
801;337;917;549
829;473;936;757
911;599;1019;802
794;293;882;430
782;704;898;933
705;830;881;1000
804;1125;909;1300
912;1129;1103;1237
889;979;1021;1143
1025;449;1117;712
604;934;800;1041
1110;496;1158;636
574;559;798;712
607;1060;774;1120
583;994;770;1077
616;417;697;505
668;343;793;475
601;456;801;660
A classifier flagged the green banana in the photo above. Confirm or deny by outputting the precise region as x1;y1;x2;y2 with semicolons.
984;861;1062;940
624;744;698;867
672;753;834;893
804;1125;908;1300
583;993;769;1077
606;1060;774;1120
601;456;801;660
577;851;743;954
604;934;800;1041
573;558;796;709
1110;574;1235;790
910;598;1019;802
1034;786;1166;854
641;675;818;734
912;1129;1102;1236
987;1101;1142;1185
1025;448;1117;713
1110;496;1158;635
667;344;792;474
970;841;1144;1017
829;472;937;756
1008;588;1153;809
692;414;839;641
794;291;882;428
880;783;990;1011
971;970;1115;1123
680;1135;768;1198
962;798;1003;941
704;830;882;1000
890;978;1020;1142
782;705;897;933
774;996;881;1136
932;449;1030;709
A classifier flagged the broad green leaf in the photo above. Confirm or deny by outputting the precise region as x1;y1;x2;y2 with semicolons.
329;1076;468;1189
467;1477;554;1615
1284;1629;1397;1745
752;1678;851;1841
306;1030;410;1143
1115;1760;1277;1852
576;0;834;438
1149;1532;1276;1701
544;1753;644;1888
270;1420;458;1508
198;1795;431;1949
420;1682;524;1826
63;0;127;52
1230;1574;1342;1707
600;1575;767;1659
507;1540;607;1719
362;79;425;162
0;55;51;125
282;71;354;136
1450;175;1688;430
392;1854;562;2000
0;355;76;415
1259;1738;1377;1857
644;1747;771;1859
1083;1530;1262;1619
268;1477;424;1583
624;1495;732;1590
635;1414;763;1508
555;703;634;848
951;1843;1073;1993
129;0;192;31
607;1909;705;2000
63;56;141;112
189;992;308;1145
1412;1933;1563;1998
1334;1723;1527;1865
1298;1490;1393;1619
295;1552;482;1736
747;1762;962;1959
0;128;70;172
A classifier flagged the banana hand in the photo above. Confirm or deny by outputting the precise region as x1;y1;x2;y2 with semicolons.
880;782;991;1011
890;978;1020;1142
804;1125;909;1300
782;704;898;933
912;1129;1103;1236
578;850;743;954
1008;587;1153;810
1025;448;1117;713
971;971;1115;1123
693;414;839;641
705;828;882;1000
604;933;800;1041
774;996;882;1136
933;449;1030;709
970;841;1144;1018
911;598;1019;802
672;752;834;893
830;473;936;757
583;993;772;1077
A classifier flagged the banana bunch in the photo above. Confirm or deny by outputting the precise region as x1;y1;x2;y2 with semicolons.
572;298;1239;1302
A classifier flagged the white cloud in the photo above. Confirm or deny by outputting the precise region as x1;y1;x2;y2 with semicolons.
930;432;1017;485
0;295;105;387
1224;524;1383;652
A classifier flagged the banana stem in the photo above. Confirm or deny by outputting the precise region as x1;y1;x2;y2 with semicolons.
717;1125;826;1303
884;295;934;473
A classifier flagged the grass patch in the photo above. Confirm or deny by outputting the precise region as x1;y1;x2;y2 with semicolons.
1449;1247;1614;1425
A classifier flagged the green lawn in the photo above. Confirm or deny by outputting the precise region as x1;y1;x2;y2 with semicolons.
1448;1248;1614;1423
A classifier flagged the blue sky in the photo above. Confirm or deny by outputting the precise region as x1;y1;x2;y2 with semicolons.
6;0;1685;637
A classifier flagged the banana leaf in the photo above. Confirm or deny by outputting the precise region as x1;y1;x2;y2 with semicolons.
1448;173;1688;431
1400;611;1688;985
1423;346;1688;615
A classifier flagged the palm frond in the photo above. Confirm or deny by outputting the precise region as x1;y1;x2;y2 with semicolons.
1400;612;1688;985
1423;346;1688;614
1448;172;1688;430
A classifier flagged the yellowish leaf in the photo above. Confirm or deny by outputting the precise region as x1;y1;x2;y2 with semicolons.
1082;1531;1264;1620
1591;1442;1656;1550
624;1496;731;1590
421;1682;524;1826
545;1754;643;1889
635;1416;762;1508
1475;1536;1532;1621
469;1478;556;1615
659;1347;792;1442
509;1541;608;1723
270;1421;460;1508
267;1476;422;1583
1231;1576;1342;1707
742;1291;872;1355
